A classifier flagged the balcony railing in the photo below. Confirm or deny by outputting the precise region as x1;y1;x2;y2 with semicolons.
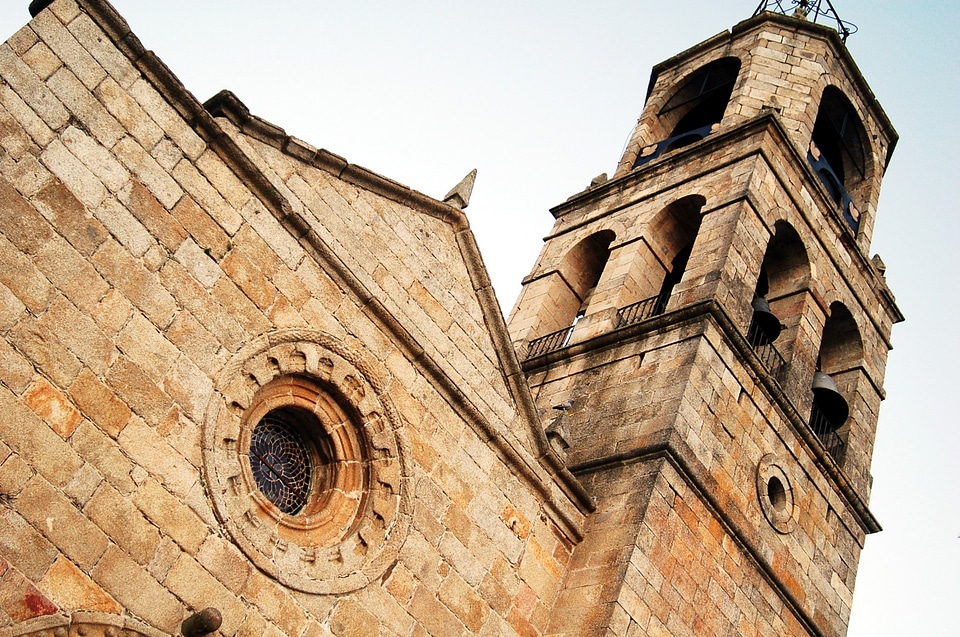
525;325;574;359
633;123;717;169
616;293;668;328
808;402;846;463
746;320;786;379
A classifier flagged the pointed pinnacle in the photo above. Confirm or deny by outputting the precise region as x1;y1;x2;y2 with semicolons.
443;169;477;210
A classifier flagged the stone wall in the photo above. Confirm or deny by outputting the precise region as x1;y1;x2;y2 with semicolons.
0;1;586;634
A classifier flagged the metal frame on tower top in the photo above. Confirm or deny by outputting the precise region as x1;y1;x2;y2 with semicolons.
753;0;858;42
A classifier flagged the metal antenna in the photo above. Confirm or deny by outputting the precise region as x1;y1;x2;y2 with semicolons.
753;0;858;42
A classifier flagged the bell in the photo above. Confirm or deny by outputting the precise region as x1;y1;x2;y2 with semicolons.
750;295;782;344
811;371;849;430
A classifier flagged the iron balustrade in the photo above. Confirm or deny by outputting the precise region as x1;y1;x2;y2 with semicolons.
808;402;846;462
525;325;574;359
616;293;669;328
746;320;786;379
753;0;857;41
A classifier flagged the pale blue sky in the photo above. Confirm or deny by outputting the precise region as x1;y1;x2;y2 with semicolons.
1;1;957;635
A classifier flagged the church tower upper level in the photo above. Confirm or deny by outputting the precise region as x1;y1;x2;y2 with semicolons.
508;5;902;635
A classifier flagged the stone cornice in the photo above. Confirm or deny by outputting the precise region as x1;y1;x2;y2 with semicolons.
523;298;883;537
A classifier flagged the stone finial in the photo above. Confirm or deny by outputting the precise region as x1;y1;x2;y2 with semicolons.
589;173;608;189
871;254;887;276
443;169;478;209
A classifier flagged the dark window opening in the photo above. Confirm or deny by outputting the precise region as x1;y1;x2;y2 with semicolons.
811;87;866;185
654;241;693;315
635;58;740;169
249;407;319;515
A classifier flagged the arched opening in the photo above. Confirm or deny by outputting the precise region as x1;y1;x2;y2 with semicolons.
647;196;705;315
748;222;810;378
808;87;869;232
809;302;863;463
634;58;741;167
525;230;615;357
560;230;616;324
615;195;705;327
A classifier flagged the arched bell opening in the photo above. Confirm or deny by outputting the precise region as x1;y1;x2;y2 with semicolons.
808;86;872;233
524;230;615;357
615;196;705;328
748;222;810;379
647;196;705;316
809;302;863;463
633;57;741;168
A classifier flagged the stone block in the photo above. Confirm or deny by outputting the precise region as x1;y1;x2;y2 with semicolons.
173;238;221;289
120;179;187;252
68;367;131;438
92;239;178;328
164;310;226;376
161;356;212;422
133;478;208;554
242;572;309;637
164;554;249;634
90;545;183;633
119;413;196;491
170;195;230;259
34;235;109;314
95;77;164;149
0;44;70;131
39;295;117;377
196;536;251;594
439;570;488;632
0;175;54;254
0;234;53;314
67;13;139;89
85;482;162;565
0;337;35;395
157;261;247;353
171;160;241;235
116;312;181;383
45;65;124;148
21;376;82;438
0;384;83;488
0;452;33;498
30;9;105;91
113;136;182;209
409;584;466;636
0;561;58;622
220;246;278;311
18;475;109;570
38;554;121;614
240;199;304;270
41;138;107;210
128;78;206;161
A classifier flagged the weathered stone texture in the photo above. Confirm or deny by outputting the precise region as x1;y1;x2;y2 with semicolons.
0;3;900;637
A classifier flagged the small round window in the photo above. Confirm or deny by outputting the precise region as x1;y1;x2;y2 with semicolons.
249;407;321;515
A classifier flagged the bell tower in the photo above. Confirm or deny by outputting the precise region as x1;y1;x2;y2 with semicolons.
510;4;902;636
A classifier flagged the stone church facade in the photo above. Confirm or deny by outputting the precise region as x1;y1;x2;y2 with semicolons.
0;1;900;636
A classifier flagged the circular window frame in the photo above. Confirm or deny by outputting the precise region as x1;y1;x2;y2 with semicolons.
239;376;366;541
203;329;412;594
756;454;796;534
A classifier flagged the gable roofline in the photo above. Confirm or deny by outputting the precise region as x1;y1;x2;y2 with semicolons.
51;0;594;526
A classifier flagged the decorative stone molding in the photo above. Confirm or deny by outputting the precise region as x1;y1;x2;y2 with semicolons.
202;329;412;594
756;454;796;534
10;611;165;637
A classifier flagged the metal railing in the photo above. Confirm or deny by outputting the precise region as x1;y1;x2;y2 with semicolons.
808;402;846;462
525;325;574;359
746;320;786;379
753;0;858;42
616;293;668;328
